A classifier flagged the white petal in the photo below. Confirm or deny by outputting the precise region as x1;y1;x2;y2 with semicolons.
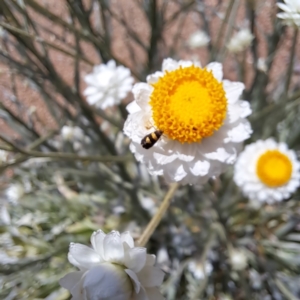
173;164;187;181
147;71;163;84
178;60;193;68
59;271;85;290
90;230;106;259
103;231;124;263
84;74;97;86
223;80;245;104
83;86;98;96
277;3;293;13
225;121;252;143
83;265;132;300
162;58;178;72
125;247;147;273
227;100;252;123
69;272;87;299
68;253;86;271
145;255;156;266
189;160;210;176
126;101;141;114
125;269;141;293
69;243;101;269
204;147;230;162
133;286;147;300
101;96;117;109
121;231;135;248
132;83;153;108
175;143;197;162
206;62;223;81
153;151;178;165
137;266;165;287
86;93;103;105
107;59;116;68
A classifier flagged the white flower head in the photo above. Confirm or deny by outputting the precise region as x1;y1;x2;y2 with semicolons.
139;196;157;216
0;150;9;164
257;58;267;73
277;0;300;28
61;126;85;142
84;60;134;109
59;230;165;300
234;139;300;204
229;248;248;271
5;183;25;205
227;29;254;53
187;30;210;49
188;260;213;279
124;58;252;184
0;26;7;38
0;206;11;226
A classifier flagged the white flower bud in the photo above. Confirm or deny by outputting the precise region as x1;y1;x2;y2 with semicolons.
229;248;248;271
227;29;253;53
187;30;210;49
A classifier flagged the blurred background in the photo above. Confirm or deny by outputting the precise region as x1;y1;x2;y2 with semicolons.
0;0;300;299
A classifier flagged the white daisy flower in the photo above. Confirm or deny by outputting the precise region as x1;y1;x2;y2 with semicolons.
123;58;252;184
227;29;254;53
234;139;300;203
187;30;210;49
257;57;267;73
5;183;25;205
0;149;9;164
229;248;248;271
59;230;165;300
277;0;300;28
84;60;134;109
61;125;85;142
188;260;213;280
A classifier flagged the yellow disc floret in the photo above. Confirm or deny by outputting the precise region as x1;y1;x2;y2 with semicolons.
256;150;293;187
150;65;227;143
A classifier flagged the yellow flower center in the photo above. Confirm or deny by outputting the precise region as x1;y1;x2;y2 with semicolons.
256;150;293;187
150;65;227;143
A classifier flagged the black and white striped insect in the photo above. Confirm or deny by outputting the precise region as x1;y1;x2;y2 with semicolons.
141;130;164;149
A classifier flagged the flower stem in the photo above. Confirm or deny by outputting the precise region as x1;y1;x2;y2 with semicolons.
285;27;298;95
211;0;235;61
137;183;179;247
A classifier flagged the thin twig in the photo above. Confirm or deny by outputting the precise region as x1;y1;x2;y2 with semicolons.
211;0;235;61
0;134;131;163
218;0;240;62
250;89;300;121
0;131;57;172
137;183;179;247
285;27;298;95
0;22;94;66
274;278;298;300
